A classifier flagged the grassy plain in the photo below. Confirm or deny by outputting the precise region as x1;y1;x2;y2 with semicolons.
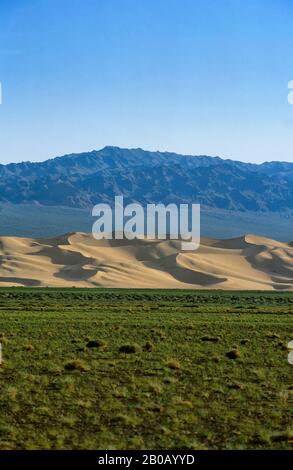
0;288;292;450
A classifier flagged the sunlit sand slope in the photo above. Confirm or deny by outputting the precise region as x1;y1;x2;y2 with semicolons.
0;233;292;290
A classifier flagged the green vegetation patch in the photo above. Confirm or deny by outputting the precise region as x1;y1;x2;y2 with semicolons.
0;288;292;450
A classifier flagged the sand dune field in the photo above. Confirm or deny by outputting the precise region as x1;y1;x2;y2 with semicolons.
0;232;292;290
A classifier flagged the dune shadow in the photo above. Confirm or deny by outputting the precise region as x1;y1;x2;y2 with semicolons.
143;253;226;286
0;277;41;286
27;243;100;282
245;245;293;289
54;264;99;282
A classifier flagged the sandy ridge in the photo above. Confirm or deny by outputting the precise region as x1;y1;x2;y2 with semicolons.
0;233;292;290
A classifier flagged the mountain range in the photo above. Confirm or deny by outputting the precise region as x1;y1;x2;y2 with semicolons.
0;146;292;212
0;147;292;241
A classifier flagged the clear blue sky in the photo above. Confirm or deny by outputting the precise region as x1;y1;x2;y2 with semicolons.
0;0;293;164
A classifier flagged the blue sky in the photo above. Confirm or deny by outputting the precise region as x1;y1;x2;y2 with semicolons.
0;0;293;164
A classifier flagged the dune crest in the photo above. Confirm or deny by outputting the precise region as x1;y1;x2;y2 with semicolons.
0;233;292;290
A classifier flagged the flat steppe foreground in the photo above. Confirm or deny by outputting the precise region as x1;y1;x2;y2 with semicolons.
0;288;292;450
0;232;292;290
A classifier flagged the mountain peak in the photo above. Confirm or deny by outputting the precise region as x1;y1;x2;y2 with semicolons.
0;147;292;212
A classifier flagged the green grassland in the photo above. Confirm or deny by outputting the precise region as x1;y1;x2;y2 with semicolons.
0;288;292;450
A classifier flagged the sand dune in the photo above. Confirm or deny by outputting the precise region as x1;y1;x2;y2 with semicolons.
0;232;292;290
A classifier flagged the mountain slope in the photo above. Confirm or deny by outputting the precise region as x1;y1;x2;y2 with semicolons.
0;146;292;212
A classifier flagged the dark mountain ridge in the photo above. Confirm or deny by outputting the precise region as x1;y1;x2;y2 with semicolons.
0;146;292;212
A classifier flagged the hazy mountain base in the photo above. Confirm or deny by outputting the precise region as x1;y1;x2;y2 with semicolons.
0;202;292;242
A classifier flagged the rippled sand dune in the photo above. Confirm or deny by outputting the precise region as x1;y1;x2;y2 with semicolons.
0;233;292;290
